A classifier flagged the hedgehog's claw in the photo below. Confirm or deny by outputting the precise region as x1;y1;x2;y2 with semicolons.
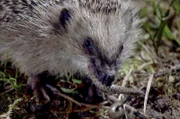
27;76;51;103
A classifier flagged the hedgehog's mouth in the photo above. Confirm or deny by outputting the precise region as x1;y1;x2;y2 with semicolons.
87;64;116;87
87;57;117;87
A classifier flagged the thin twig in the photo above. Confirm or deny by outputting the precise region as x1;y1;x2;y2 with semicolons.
118;68;133;100
137;61;153;71
46;84;109;110
144;74;154;114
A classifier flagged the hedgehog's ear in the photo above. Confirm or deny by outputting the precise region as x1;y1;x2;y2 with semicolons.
59;8;71;28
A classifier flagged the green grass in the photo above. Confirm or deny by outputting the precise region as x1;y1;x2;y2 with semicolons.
141;0;180;53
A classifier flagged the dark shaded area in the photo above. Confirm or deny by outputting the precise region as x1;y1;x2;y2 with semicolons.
0;64;104;118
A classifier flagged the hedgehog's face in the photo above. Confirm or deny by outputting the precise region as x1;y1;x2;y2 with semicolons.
81;37;121;86
55;6;138;86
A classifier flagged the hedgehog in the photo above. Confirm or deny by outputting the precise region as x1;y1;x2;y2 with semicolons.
0;0;141;102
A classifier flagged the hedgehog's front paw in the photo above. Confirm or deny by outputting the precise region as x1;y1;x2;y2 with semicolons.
27;76;52;102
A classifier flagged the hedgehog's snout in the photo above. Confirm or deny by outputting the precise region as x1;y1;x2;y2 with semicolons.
99;73;115;86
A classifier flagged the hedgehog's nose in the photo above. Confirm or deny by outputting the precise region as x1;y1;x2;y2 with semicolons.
102;74;115;86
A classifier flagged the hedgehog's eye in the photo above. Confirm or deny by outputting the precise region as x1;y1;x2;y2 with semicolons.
84;37;94;48
59;8;71;28
84;37;95;53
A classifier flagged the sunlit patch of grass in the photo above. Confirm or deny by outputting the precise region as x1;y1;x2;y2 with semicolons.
141;0;180;52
